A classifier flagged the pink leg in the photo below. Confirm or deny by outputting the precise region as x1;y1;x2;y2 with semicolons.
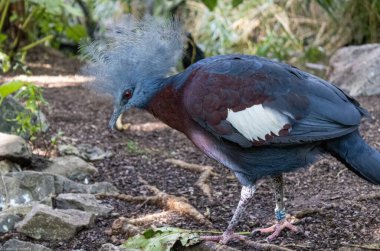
253;174;299;241
201;185;256;244
252;219;299;241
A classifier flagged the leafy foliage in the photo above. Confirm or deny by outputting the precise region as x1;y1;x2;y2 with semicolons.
123;227;200;251
0;0;89;72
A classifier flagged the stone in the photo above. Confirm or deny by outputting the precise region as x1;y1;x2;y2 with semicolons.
0;171;118;211
15;204;95;240
0;160;21;175
98;243;129;251
328;44;380;96
53;174;119;194
55;193;113;216
0;212;22;233
0;96;25;135
0;171;55;210
1;239;52;251
77;144;113;161
58;143;113;161
1;204;34;217
0;133;31;165
57;144;81;157
45;156;98;181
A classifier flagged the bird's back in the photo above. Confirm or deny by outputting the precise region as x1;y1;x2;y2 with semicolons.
165;55;369;184
179;54;366;146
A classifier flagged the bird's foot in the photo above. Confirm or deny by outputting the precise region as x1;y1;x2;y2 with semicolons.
252;220;298;241
200;230;247;244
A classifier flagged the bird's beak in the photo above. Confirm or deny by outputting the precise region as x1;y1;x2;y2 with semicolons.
108;106;123;130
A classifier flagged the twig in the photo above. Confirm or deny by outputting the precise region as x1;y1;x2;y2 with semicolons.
127;211;176;225
343;243;380;250
165;158;217;199
355;192;380;201
97;177;212;226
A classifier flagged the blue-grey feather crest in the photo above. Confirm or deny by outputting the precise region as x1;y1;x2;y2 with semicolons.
82;15;184;98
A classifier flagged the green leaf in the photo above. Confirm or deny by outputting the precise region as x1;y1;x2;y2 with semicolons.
0;33;7;43
29;0;63;15
123;227;200;251
201;0;218;11
0;80;30;99
65;24;87;43
0;51;10;72
232;0;243;8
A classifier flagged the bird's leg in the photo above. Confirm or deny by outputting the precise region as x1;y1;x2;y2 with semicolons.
252;174;298;241
201;185;256;244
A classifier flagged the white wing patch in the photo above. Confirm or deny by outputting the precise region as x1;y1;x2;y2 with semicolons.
226;104;291;141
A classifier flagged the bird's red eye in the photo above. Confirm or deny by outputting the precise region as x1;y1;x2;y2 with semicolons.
123;90;132;99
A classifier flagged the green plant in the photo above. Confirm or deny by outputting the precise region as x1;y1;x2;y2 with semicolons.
0;0;89;73
50;130;64;147
123;227;200;251
125;140;145;155
0;80;48;140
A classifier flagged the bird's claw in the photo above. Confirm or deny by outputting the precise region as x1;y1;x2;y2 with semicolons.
252;220;299;241
200;231;247;244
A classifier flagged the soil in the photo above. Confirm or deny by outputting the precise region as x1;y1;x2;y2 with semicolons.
1;48;379;251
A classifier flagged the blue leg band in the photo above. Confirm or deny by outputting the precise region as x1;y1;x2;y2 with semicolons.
275;209;286;221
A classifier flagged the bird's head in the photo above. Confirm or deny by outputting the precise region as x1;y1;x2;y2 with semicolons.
83;15;184;129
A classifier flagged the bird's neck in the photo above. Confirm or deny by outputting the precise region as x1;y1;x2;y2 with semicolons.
146;76;189;132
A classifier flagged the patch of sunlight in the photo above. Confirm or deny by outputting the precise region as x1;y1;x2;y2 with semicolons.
0;75;94;88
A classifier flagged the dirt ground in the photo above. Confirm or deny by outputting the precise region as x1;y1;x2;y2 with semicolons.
1;48;379;251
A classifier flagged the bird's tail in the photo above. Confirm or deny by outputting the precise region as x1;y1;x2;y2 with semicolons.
324;130;380;185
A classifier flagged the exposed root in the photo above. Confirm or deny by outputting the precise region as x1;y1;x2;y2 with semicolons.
244;240;295;251
355;192;380;201
110;216;140;236
343;243;380;250
97;177;212;226
127;211;177;225
165;158;217;199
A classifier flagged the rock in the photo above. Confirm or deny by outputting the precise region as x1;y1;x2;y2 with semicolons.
0;96;25;135
77;144;113;161
57;144;81;156
16;204;95;240
55;193;113;216
1;239;52;251
45;156;98;181
0;133;31;165
54;174;119;194
1;204;34;217
58;143;113;161
0;171;118;210
98;243;129;251
0;212;22;233
0;160;21;175
329;44;380;96
0;171;55;210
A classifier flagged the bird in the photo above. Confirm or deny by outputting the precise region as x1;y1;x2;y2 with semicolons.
84;16;380;244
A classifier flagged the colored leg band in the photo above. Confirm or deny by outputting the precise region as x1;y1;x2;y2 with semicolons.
275;209;286;221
